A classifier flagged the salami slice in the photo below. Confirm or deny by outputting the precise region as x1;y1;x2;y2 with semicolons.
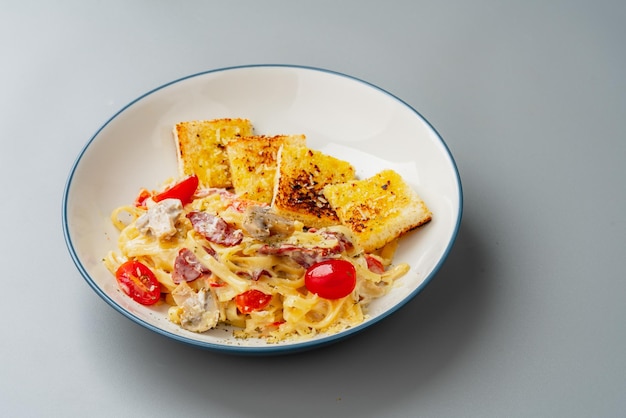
187;211;244;246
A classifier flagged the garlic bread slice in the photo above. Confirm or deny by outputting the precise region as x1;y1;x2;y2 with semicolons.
323;169;431;252
174;118;253;188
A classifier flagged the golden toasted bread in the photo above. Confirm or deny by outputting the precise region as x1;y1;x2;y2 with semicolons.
226;134;307;203
272;145;355;228
322;169;432;252
174;119;254;188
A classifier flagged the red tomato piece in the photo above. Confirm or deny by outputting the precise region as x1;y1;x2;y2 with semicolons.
153;175;199;205
209;282;226;288
304;259;356;300
365;255;385;274
235;289;272;314
115;260;161;305
134;188;152;207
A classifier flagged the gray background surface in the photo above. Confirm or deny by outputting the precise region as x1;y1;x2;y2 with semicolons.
2;1;625;417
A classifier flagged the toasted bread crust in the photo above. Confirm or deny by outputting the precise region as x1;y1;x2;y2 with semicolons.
323;169;432;252
272;145;355;228
174;118;253;188
226;134;306;203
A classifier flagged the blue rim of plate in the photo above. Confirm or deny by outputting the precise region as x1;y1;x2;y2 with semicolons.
62;64;463;355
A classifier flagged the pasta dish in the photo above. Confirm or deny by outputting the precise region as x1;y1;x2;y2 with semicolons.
103;118;431;342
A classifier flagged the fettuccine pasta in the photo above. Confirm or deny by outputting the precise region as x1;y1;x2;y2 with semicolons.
104;185;409;342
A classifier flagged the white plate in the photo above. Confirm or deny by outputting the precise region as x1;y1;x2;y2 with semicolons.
63;65;462;354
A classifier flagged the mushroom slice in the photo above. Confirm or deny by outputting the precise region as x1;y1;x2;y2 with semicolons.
171;282;219;332
242;205;295;240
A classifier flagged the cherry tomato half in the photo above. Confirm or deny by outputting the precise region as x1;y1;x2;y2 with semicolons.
304;259;356;300
115;260;161;305
235;289;272;314
154;175;199;205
